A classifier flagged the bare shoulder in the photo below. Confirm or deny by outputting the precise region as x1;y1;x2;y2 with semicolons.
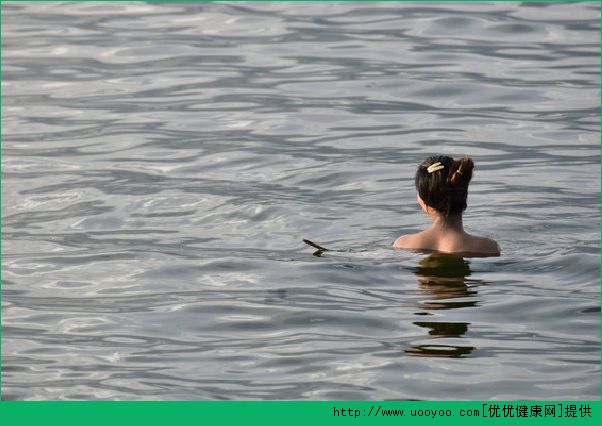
393;232;428;249
471;236;501;256
393;234;411;248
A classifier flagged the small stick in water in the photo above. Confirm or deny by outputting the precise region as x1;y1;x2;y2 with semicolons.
302;239;331;256
303;239;329;252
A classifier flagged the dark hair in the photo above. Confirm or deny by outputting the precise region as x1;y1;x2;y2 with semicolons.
415;155;474;218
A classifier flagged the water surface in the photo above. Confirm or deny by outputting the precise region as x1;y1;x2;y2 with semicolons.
2;1;600;400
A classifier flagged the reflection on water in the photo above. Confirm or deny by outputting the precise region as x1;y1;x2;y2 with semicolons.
406;254;480;357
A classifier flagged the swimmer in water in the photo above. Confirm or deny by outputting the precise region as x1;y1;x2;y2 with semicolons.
393;155;500;256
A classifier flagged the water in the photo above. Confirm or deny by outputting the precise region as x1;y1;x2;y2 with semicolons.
2;1;600;400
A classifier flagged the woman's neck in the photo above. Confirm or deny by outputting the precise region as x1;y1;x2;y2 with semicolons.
430;214;464;233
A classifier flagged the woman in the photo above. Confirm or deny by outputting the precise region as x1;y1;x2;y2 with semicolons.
394;155;500;256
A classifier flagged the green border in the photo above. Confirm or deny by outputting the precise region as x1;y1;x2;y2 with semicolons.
0;0;600;425
0;401;601;424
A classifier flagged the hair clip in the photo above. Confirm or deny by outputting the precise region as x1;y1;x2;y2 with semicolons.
427;162;444;173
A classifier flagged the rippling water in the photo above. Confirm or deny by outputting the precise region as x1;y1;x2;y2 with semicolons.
2;1;600;400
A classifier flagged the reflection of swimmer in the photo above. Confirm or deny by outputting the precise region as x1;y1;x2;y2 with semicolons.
415;253;476;310
405;254;479;358
394;155;500;257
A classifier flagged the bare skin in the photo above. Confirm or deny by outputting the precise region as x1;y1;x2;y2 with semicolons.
393;195;500;256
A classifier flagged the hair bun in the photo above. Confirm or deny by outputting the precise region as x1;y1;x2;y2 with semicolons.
449;157;474;187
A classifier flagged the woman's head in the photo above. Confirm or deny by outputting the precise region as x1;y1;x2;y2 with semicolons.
415;155;474;218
